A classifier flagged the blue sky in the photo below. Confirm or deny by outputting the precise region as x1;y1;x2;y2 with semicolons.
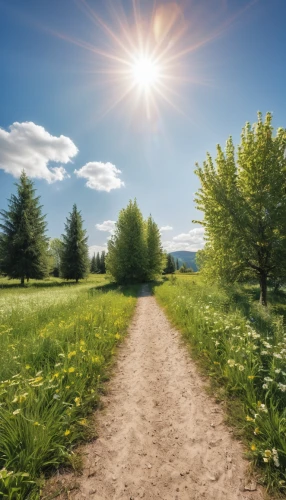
1;0;286;255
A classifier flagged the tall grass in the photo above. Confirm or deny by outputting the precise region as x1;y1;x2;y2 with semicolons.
0;276;137;498
154;276;286;494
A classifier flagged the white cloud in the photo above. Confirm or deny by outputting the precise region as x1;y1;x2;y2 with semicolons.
89;244;107;257
160;225;173;232
74;161;124;192
96;220;116;233
0;121;78;182
163;227;205;252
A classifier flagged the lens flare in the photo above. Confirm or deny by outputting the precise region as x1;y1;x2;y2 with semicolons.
132;57;160;88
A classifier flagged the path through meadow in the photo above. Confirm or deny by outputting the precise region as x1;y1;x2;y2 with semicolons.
45;286;264;500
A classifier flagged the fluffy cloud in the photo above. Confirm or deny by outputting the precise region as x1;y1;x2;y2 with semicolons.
74;162;124;192
163;227;205;252
0;121;78;182
95;220;116;233
89;244;107;257
160;225;173;232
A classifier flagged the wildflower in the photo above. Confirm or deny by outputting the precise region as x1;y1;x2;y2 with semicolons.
238;365;245;371
213;361;220;365
274;353;282;359
19;393;28;403
248;375;255;380
33;421;40;426
250;444;257;451
278;383;286;392
275;368;281;374
227;359;235;367
68;351;76;359
64;429;71;436
262;384;269;390
25;364;31;370
115;333;121;340
264;377;273;383
74;397;81;406
12;409;21;415
246;416;255;422
68;367;75;373
79;418;87;426
254;427;260;435
272;448;280;467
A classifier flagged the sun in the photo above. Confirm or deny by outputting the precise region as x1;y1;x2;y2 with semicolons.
132;57;160;89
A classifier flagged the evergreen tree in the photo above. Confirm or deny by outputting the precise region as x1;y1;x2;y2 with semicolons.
176;258;179;271
90;253;97;273
100;250;106;274
0;172;49;285
60;204;89;283
95;252;101;272
164;253;176;274
146;215;164;279
194;112;286;305
106;199;148;284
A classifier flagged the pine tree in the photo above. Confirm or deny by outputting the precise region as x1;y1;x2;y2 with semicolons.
0;172;49;285
95;252;101;272
106;200;148;284
176;258;179;271
60;204;89;283
90;253;97;273
146;216;164;280
100;250;106;274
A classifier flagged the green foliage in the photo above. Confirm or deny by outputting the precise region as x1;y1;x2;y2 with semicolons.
0;276;137;497
106;200;163;284
90;253;97;274
60;204;89;283
194;112;286;306
146;216;164;279
164;253;176;274
48;238;63;277
100;250;106;274
0;172;49;285
154;276;286;493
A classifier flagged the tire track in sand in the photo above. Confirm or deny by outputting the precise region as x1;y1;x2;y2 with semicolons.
46;285;265;500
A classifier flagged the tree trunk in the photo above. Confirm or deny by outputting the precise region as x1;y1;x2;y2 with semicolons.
21;276;24;286
76;278;79;283
259;272;267;306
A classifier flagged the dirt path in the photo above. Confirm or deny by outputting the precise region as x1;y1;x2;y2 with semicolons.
47;286;264;500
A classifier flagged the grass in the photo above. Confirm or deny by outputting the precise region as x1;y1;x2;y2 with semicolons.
154;274;286;496
0;275;138;499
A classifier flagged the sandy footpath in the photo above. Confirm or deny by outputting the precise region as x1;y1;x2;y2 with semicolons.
44;285;265;500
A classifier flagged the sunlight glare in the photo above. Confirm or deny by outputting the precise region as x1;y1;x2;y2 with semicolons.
132;57;160;88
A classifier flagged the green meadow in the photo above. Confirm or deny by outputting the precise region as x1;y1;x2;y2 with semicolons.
0;275;137;498
154;274;286;493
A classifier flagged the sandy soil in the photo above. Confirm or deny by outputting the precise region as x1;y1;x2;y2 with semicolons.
44;286;265;500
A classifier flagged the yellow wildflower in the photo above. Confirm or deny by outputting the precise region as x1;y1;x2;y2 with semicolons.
79;418;87;426
68;351;76;359
68;367;75;373
64;429;71;436
13;409;21;415
25;365;31;370
248;375;255;380
250;444;257;451
33;421;40;426
246;415;255;422
264;450;272;458
74;397;81;407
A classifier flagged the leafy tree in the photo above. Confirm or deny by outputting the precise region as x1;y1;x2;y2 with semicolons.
90;253;97;273
146;215;164;279
48;238;63;277
106;200;148;284
100;250;106;274
194;112;286;306
0;172;49;285
179;262;187;273
60;204;89;283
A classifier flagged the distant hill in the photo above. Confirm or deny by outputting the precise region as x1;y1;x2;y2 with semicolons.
169;251;197;271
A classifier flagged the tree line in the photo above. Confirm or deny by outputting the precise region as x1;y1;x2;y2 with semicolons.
0;173;164;284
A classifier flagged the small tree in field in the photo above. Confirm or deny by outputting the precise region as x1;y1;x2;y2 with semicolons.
61;204;89;283
194;112;286;306
106;200;148;283
0;172;49;284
